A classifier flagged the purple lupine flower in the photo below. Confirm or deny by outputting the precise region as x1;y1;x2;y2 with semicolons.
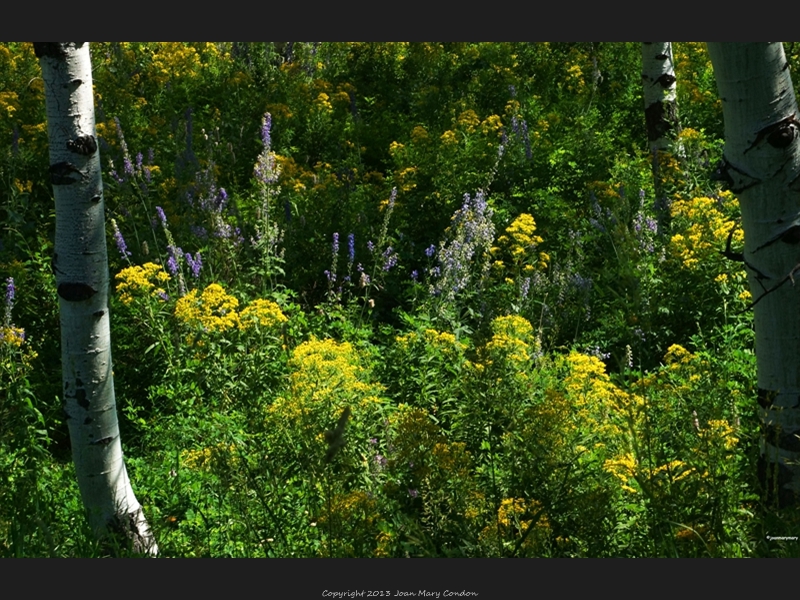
5;277;14;307
587;346;610;361
261;112;272;149
520;276;531;300
143;166;152;184
374;454;387;468
166;245;183;277
155;206;167;227
4;277;14;326
122;156;134;177
185;252;202;278
166;254;179;276
382;247;398;272
217;188;228;212
347;233;355;264
191;225;208;240
135;152;143;171
388;187;397;210
157;290;170;301
411;270;419;281
367;240;375;253
332;232;340;256
111;219;132;259
425;244;436;258
147;148;155;164
408;489;419;498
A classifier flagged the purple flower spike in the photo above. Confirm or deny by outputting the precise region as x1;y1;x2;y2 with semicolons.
166;255;179;276
185;252;202;279
261;113;272;149
5;277;14;325
332;232;340;256
155;206;167;227
6;277;15;304
111;219;132;259
348;233;355;264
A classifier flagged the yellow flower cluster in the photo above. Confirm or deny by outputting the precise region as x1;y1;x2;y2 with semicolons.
699;419;739;451
440;130;458;146
0;91;19;118
603;453;639;494
115;262;171;305
566;63;585;92
314;92;333;113
457;109;481;132
268;337;384;425
484;315;536;366
664;343;694;366
479;497;550;555
148;42;219;85
238;298;289;331
492;213;549;275
174;284;288;335
395;328;465;358
0;326;25;348
411;125;429;143
604;452;697;495
174;283;240;332
13;179;32;194
670;193;742;270
182;443;238;471
317;489;382;558
564;352;642;440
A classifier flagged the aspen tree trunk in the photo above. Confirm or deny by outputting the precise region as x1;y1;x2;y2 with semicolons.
642;42;680;153
708;42;800;506
641;42;680;233
35;42;158;554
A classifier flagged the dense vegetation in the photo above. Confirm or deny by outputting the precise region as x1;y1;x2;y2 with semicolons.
0;42;797;557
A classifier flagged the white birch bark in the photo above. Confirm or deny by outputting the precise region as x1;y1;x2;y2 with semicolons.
35;42;158;553
642;42;680;233
708;42;800;506
641;42;680;153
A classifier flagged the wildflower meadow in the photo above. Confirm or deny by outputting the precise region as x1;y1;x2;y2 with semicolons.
0;42;797;557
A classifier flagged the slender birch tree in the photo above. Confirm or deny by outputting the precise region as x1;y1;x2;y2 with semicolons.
34;42;158;553
708;42;800;506
641;42;680;232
